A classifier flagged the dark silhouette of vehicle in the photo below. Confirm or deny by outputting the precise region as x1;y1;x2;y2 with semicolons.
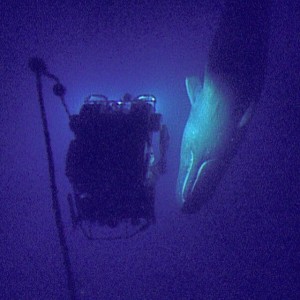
66;94;169;239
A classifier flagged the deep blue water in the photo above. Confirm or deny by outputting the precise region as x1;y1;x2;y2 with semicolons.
0;0;299;299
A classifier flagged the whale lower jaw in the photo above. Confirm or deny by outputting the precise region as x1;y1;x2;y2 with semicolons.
181;159;228;214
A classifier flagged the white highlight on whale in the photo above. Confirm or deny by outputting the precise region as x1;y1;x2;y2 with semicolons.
177;72;253;212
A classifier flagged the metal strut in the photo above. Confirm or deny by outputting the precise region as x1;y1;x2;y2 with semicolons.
29;57;76;300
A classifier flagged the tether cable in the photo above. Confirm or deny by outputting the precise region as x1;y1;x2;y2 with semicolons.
29;57;76;300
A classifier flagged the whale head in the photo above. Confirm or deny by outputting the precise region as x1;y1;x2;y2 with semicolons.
177;74;237;213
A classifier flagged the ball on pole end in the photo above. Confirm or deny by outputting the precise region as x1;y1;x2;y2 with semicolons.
28;57;47;74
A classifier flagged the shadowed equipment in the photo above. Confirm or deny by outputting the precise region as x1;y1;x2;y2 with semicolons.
29;58;169;240
30;58;169;298
66;94;169;239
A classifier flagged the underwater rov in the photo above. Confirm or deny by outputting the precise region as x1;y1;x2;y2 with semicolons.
29;57;169;241
66;94;169;239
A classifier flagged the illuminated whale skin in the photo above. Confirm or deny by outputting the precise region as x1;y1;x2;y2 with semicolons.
176;0;270;213
177;72;254;213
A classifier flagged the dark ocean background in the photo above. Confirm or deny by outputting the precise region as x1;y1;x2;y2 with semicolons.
0;0;299;299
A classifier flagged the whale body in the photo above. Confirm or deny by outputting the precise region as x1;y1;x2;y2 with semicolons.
177;72;254;213
177;1;271;213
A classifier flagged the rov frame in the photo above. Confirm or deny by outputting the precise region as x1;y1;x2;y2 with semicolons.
66;94;169;240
